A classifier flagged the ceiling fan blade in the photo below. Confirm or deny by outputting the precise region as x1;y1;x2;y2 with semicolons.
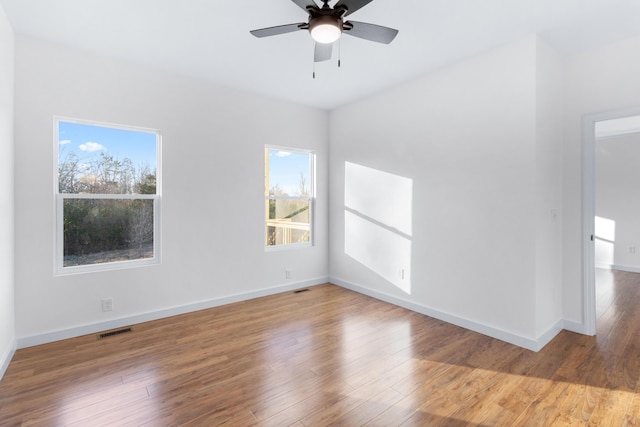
250;23;306;38
343;21;398;44
291;0;318;12
334;0;374;16
314;42;333;62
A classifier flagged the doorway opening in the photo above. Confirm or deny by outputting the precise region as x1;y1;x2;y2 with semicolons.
583;109;640;335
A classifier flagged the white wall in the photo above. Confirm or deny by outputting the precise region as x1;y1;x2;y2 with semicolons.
13;36;329;345
563;35;640;325
534;40;564;338
12;25;640;353
329;35;564;349
595;132;640;270
0;3;15;379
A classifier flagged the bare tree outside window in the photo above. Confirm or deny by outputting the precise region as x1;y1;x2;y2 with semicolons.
56;119;160;273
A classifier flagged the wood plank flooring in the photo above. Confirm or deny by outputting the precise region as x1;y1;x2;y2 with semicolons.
2;275;640;426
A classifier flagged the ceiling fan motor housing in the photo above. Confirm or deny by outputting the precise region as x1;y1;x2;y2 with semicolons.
308;13;344;44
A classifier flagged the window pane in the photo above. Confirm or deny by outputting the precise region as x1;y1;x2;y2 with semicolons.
63;198;154;267
58;121;157;195
267;149;311;197
266;198;310;246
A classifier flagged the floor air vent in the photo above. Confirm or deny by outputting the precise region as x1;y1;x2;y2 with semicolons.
98;327;133;339
294;288;310;294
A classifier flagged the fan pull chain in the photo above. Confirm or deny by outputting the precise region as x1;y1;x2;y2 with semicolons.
338;39;341;68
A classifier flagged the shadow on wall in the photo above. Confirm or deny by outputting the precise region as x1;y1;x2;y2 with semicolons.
344;161;413;294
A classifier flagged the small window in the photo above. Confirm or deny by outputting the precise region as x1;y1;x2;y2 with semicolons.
55;118;161;274
265;146;314;248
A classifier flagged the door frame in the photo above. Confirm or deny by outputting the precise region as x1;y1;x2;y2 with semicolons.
582;106;640;336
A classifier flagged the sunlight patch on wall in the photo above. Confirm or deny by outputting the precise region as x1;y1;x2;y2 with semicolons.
344;162;413;294
345;162;412;236
594;216;615;268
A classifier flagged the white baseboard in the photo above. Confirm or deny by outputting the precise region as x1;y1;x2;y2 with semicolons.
17;277;329;349
595;264;613;270
562;319;590;335
330;276;563;352
16;276;574;353
611;264;640;274
536;320;564;350
0;338;16;381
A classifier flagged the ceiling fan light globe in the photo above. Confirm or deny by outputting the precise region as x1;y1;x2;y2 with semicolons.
311;23;342;43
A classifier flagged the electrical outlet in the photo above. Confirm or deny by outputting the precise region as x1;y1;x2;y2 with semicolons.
101;298;113;312
285;270;292;279
630;246;637;254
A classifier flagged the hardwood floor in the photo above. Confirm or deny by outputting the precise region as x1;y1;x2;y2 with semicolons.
2;277;640;426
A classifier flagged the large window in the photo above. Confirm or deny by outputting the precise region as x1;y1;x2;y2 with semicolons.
55;118;161;274
265;146;314;248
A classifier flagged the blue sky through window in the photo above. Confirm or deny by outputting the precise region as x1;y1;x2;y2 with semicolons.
58;121;157;171
268;149;311;197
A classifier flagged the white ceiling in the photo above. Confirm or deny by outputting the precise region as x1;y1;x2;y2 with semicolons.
2;0;640;110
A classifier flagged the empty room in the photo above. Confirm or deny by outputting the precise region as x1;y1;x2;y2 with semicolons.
3;0;640;425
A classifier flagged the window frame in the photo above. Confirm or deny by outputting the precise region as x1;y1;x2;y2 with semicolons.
264;145;315;251
53;116;162;275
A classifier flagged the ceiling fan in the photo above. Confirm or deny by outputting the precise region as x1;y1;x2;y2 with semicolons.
250;0;399;64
